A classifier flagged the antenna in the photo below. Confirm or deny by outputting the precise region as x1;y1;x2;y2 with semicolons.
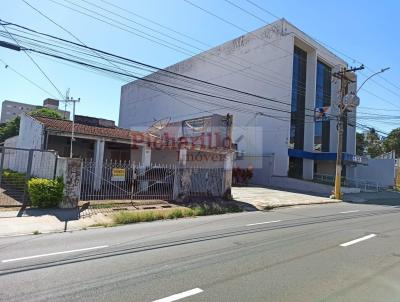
146;117;171;137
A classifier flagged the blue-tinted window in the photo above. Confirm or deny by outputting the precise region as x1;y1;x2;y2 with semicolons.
314;61;331;152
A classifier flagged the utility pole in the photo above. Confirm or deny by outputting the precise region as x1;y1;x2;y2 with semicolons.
66;96;80;158
332;65;364;199
63;88;70;119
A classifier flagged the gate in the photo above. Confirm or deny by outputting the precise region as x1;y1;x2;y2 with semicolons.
0;147;58;206
80;159;176;201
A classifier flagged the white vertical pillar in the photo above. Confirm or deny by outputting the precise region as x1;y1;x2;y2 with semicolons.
139;145;151;192
222;152;234;197
93;139;105;191
173;148;187;200
141;145;151;166
303;50;317;180
178;148;187;166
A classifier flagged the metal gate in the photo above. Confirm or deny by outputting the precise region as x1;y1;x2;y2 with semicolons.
0;147;58;206
80;159;176;201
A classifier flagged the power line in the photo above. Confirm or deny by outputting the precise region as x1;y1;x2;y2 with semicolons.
0;20;320;114
0;24;64;99
0;57;58;97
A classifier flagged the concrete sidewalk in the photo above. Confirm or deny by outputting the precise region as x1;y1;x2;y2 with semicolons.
232;186;338;210
0;209;113;237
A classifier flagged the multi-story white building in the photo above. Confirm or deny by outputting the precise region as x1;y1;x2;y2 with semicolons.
1;98;70;123
119;19;362;186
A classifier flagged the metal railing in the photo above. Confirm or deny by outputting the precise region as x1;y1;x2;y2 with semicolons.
314;173;387;192
0;147;58;206
80;159;227;202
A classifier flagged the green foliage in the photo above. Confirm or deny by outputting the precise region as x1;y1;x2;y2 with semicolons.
191;203;242;216
28;177;64;208
113;203;242;225
0;107;63;143
356;132;366;156
383;128;400;156
29;108;63;119
1;169;27;190
365;128;383;158
0;116;20;143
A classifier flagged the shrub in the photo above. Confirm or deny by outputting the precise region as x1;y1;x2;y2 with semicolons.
232;167;253;185
2;169;27;190
28;177;64;208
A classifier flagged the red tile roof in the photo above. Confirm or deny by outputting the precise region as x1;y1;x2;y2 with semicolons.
33;116;156;143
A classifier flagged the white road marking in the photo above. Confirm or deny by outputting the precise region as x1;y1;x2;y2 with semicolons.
339;210;360;214
340;234;376;247
246;220;282;227
152;288;203;302
1;245;109;263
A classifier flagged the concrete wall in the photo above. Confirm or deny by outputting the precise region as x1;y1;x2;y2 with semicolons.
355;158;395;187
1;115;55;178
17;114;44;150
119;19;352;187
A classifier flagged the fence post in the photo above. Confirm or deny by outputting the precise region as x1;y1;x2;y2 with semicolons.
0;146;4;184
22;150;34;204
59;158;82;208
173;148;187;201
53;152;59;180
222;152;234;199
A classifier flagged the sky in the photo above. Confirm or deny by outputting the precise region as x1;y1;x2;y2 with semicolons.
1;0;399;134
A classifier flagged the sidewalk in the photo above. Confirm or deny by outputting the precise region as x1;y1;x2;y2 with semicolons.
232;186;338;210
0;208;113;237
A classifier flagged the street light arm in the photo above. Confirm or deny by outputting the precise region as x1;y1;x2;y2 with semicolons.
356;67;390;93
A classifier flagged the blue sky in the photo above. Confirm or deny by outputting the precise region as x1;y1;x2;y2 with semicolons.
1;0;399;133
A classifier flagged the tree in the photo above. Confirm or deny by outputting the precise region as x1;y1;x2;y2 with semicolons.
365;128;383;158
29;108;63;119
0;108;63;143
383;127;400;157
356;132;366;156
0;116;20;143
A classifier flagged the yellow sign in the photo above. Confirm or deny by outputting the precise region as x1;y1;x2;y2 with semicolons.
111;168;125;181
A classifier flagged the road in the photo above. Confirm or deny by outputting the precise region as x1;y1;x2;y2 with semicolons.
0;202;399;302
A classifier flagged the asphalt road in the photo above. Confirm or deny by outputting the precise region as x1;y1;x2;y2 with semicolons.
0;202;399;302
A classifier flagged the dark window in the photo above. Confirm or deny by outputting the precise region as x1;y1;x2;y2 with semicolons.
314;61;331;152
289;46;307;150
288;157;303;179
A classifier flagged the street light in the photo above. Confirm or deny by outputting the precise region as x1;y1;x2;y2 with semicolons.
357;67;390;93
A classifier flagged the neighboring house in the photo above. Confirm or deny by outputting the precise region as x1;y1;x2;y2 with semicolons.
119;18;364;187
0;98;70;123
2;113;233;201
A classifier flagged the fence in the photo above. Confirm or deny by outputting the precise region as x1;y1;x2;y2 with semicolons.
0;147;58;206
80;159;226;202
314;173;387;192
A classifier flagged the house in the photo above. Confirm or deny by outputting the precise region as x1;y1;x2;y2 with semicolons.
119;18;365;189
4;113;234;200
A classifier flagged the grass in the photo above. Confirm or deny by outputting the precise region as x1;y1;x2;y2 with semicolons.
32;230;41;235
113;203;243;225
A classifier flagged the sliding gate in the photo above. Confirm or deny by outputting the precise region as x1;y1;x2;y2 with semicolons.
80;159;176;201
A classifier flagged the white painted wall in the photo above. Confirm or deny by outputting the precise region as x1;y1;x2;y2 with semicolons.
355;158;395;187
119;19;353;185
1;114;55;178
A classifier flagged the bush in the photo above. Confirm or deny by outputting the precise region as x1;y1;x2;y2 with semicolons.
2;169;27;190
28;177;64;208
232;167;253;185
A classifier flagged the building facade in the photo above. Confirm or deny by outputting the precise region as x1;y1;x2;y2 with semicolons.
1;98;70;123
119;19;360;185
